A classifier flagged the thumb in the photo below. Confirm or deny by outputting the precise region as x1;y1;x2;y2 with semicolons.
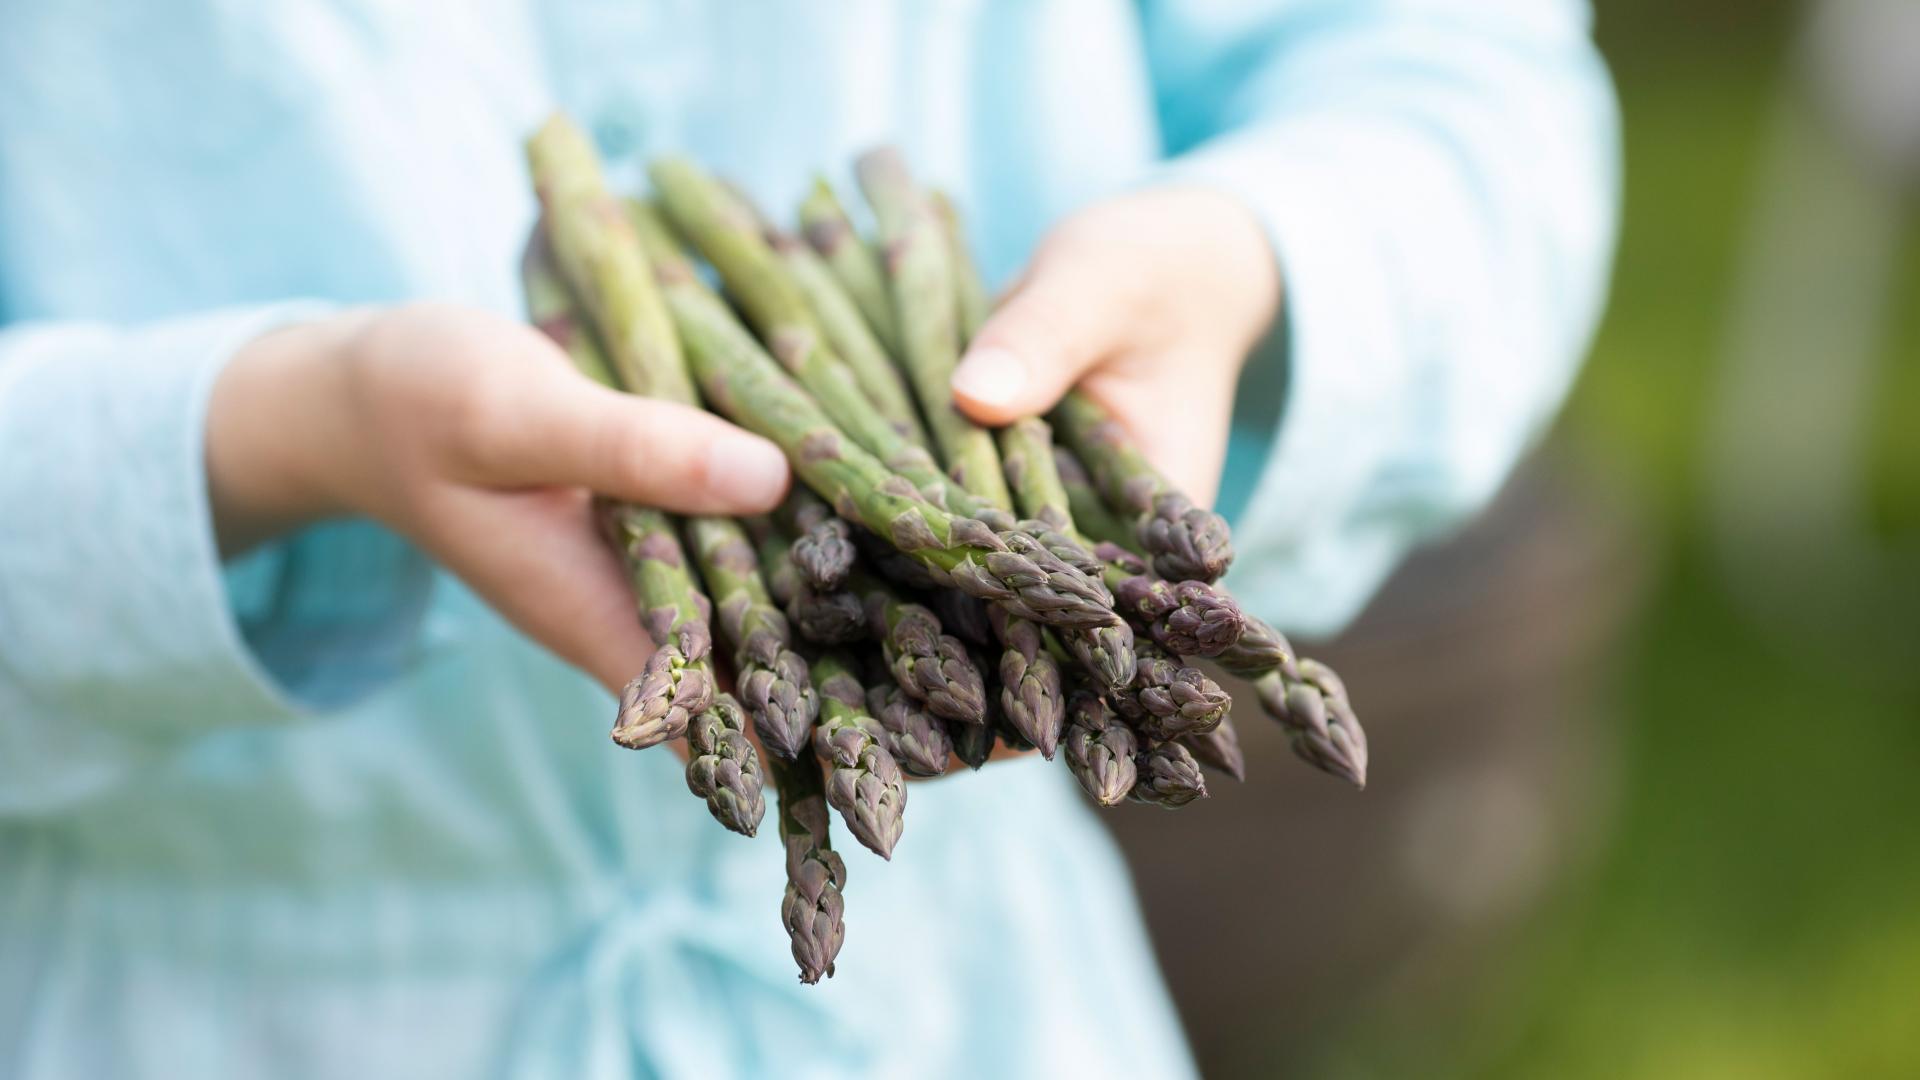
951;253;1127;426
464;359;791;516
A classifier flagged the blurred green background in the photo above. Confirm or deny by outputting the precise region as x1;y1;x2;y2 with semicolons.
1112;1;1920;1075
1322;2;1920;1075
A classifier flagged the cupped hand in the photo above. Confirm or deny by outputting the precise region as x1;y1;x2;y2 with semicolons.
950;186;1281;505
206;303;790;693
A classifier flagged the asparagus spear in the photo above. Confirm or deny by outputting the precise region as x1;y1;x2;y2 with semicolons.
986;603;1066;758
767;752;847;984
864;675;953;778
1180;717;1248;783
685;693;768;835
810;651;909;859
800;176;903;357
1129;742;1210;809
1110;644;1231;743
649;163;949;498
1253;659;1369;789
845;569;988;726
774;486;857;593
603;501;715;749
767;223;930;446
626;201;1118;630
855;148;1014;509
1053;391;1235;583
946;712;997;771
751;517;867;645
520;222;618;387
686;516;820;761
525;115;693;403
1053;445;1141;552
1062;690;1139;806
929;189;992;339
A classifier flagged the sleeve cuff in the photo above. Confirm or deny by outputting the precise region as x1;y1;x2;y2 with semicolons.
0;303;343;746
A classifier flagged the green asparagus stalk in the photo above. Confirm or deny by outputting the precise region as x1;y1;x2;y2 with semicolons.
1053;445;1141;552
845;569;988;725
520;222;618;387
929;189;992;339
525;115;693;403
686;516;820;761
685;693;768;835
774;487;857;593
800;176;903;357
750;517;867;645
626;201;1118;630
766;223;930;446
1062;690;1139;806
1180;717;1247;783
649;163;948;499
1129;741;1210;808
986;603;1066;758
863;674;953;778
603;501;716;749
855;148;1014;509
767;752;847;984
810;651;909;859
1253;659;1369;789
1053;391;1235;583
1111;643;1232;743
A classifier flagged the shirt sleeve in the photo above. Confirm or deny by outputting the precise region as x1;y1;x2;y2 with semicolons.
1141;0;1621;636
0;306;432;815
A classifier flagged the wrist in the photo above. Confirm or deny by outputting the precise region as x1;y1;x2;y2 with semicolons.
206;310;372;555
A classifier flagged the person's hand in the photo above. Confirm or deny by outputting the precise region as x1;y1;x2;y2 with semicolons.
950;186;1281;505
205;303;790;694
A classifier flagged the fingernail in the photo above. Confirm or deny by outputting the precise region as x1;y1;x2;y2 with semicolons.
708;435;790;509
952;347;1027;408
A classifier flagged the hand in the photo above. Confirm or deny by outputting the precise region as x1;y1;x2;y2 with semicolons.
950;186;1281;505
205;303;790;693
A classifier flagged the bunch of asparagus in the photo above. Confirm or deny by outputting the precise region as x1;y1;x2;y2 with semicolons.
520;115;1368;984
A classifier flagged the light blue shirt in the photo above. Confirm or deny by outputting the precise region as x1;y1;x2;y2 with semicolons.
0;3;1616;1077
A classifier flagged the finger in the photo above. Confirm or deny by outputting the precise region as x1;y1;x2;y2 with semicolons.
423;486;656;696
950;250;1133;426
458;366;790;515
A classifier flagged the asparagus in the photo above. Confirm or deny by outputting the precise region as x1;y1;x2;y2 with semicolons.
1053;391;1235;583
604;501;715;750
929;189;992;339
865;677;953;778
987;603;1066;758
1213;613;1296;676
1062;690;1139;806
685;693;768;835
800;176;903;357
649;163;951;501
1110;644;1232;743
1129;742;1210;809
626;201;1118;630
775;487;857;592
810;651;909;859
767;752;847;984
520;222;618;387
1253;659;1370;789
1102;544;1246;660
855;148;1014;509
767;223;930;446
846;569;988;725
525;115;693;403
1180;718;1248;783
686;516;819;761
928;589;994;648
947;714;996;771
751;517;867;645
1053;445;1141;552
